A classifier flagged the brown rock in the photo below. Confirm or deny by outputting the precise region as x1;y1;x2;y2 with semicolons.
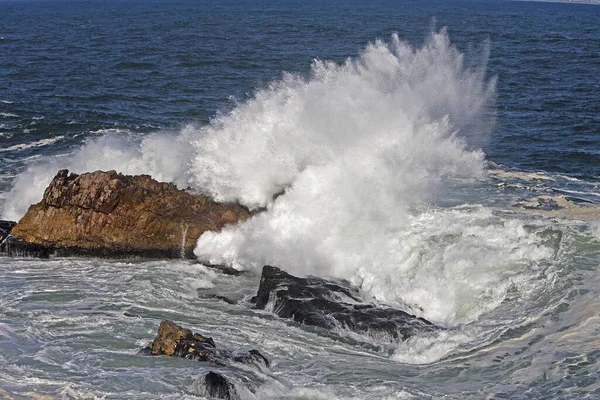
139;320;269;368
147;320;215;357
9;169;253;258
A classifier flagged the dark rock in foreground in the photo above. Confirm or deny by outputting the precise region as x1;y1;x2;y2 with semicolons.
139;320;269;367
139;320;268;400
202;371;236;400
9;169;254;259
251;265;440;342
0;220;16;243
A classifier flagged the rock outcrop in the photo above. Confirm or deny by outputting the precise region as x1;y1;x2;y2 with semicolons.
139;320;269;400
138;320;269;367
9;169;254;258
251;265;440;343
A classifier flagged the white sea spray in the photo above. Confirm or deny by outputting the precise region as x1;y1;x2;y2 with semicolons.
1;30;558;329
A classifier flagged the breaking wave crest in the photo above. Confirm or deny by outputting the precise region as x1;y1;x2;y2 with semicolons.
3;30;562;327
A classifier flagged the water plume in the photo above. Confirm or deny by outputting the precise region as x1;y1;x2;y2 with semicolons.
3;30;558;326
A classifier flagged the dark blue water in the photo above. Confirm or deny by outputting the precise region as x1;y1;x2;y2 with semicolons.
1;0;599;181
2;1;600;399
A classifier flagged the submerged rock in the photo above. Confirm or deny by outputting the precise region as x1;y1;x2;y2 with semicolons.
9;169;254;258
139;320;269;367
202;371;236;400
251;265;440;342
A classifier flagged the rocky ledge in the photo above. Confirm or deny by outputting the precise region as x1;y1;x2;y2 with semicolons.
6;169;253;258
251;265;440;343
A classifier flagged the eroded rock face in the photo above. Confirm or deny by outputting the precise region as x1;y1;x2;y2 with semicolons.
9;169;254;258
251;265;440;342
139;320;269;367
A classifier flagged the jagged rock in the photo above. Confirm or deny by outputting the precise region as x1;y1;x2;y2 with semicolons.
251;265;440;342
9;169;254;258
202;371;236;400
139;320;269;367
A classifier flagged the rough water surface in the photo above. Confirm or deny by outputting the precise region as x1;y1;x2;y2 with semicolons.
1;0;599;399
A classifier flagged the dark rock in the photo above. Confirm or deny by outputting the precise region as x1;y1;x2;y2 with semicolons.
0;220;16;242
251;265;440;342
247;349;270;368
139;320;269;368
207;294;238;305
9;169;255;259
202;263;249;276
202;371;236;400
0;220;16;254
1;237;53;258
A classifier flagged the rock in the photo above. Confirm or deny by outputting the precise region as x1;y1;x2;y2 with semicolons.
139;320;269;367
9;169;254;259
142;320;216;361
0;220;16;254
202;371;236;400
251;265;440;342
0;220;16;243
0;220;52;257
202;263;249;276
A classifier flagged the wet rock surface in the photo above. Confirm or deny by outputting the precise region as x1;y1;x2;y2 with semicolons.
251;265;440;342
139;320;269;367
0;220;53;257
139;320;268;400
0;220;16;243
202;371;236;400
9;169;254;258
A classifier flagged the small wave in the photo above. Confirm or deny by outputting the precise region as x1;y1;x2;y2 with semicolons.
0;136;65;153
0;100;14;104
88;128;132;135
0;112;18;118
488;168;554;182
513;195;600;221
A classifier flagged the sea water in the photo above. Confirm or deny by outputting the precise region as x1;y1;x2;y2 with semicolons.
1;0;599;398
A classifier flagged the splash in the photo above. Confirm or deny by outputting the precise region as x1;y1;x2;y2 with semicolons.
3;30;559;326
191;29;536;325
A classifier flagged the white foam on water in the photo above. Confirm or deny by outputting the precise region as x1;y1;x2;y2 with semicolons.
0;136;65;153
1;30;559;340
187;31;558;328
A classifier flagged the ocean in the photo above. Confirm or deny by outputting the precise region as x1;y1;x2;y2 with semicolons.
1;0;600;398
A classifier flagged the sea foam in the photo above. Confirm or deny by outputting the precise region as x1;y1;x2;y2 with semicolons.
2;30;559;326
